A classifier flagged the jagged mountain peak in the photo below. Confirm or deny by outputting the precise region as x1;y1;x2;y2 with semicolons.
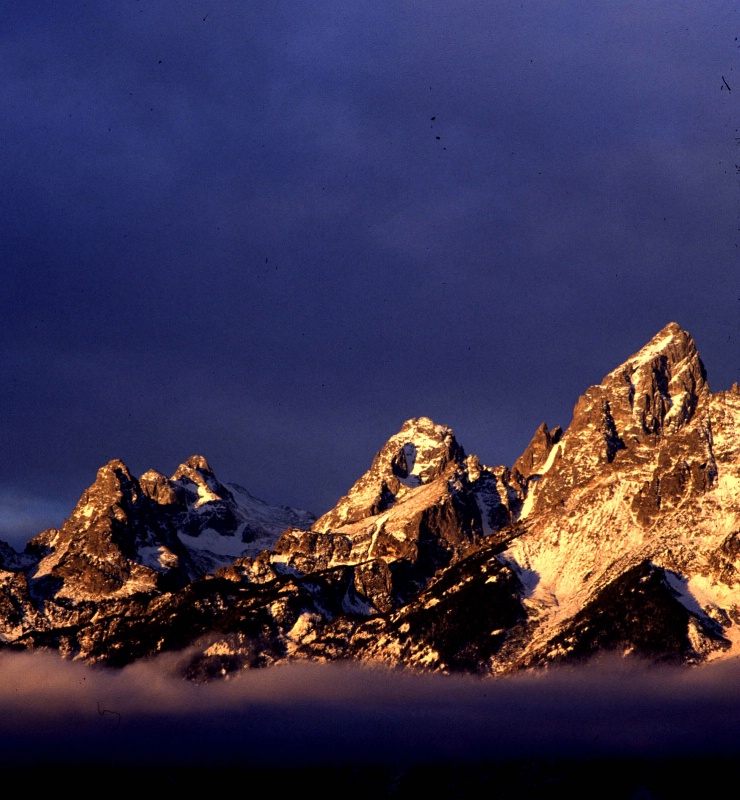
170;455;226;509
397;415;453;438
601;321;704;386
353;416;462;475
512;422;562;480
95;458;135;485
383;416;464;481
3;321;738;684
172;454;214;480
139;469;181;506
609;320;704;391
14;452;319;612
500;322;734;665
593;322;709;443
23;458;190;604
629;320;697;357
75;458;141;515
515;322;716;522
564;322;709;453
312;416;466;532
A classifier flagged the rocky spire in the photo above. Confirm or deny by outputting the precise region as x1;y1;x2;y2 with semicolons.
69;459;142;525
172;454;215;482
312;417;466;532
171;455;228;508
139;469;183;506
599;321;709;442
560;322;709;464
516;323;713;518
512;422;562;480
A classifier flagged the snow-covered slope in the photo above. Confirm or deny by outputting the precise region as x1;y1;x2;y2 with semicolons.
164;455;315;571
246;416;524;612
483;323;739;669
0;456;315;644
0;322;738;682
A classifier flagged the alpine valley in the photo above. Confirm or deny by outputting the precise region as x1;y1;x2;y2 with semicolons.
3;322;739;683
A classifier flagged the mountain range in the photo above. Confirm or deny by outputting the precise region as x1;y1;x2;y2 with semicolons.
2;321;738;682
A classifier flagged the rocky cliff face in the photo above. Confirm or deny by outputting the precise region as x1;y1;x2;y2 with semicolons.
486;323;738;669
260;416;523;612
28;459;197;602
0;322;738;681
0;455;316;648
311;417;467;531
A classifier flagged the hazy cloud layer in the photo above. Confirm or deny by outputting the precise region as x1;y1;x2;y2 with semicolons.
2;651;740;768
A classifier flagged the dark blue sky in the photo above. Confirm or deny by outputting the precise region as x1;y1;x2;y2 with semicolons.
2;2;738;546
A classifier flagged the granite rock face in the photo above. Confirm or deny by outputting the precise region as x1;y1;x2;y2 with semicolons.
311;417;468;531
239;416;523;614
0;455;316;648
0;323;738;681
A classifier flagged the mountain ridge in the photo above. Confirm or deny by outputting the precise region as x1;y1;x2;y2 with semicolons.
1;322;738;681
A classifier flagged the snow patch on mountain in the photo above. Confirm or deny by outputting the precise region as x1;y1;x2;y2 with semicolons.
139;545;180;572
519;442;562;521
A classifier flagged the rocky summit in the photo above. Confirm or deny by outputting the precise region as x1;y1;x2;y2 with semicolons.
1;322;738;680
